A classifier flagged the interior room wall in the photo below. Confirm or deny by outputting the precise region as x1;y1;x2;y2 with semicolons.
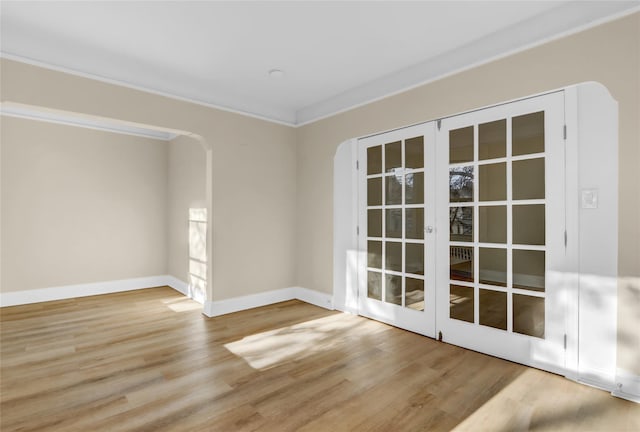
0;116;168;292
295;13;639;374
167;135;207;285
0;11;636;376
0;59;299;302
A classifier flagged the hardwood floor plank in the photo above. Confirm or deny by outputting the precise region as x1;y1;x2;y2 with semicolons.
1;287;637;431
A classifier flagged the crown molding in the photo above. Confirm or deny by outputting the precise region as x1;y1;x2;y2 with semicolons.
0;52;298;127
295;2;640;126
2;3;637;128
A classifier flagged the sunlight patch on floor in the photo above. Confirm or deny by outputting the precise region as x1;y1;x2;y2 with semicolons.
161;297;202;312
452;368;606;431
224;313;360;370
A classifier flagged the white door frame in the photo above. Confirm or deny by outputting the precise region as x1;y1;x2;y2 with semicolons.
332;82;619;394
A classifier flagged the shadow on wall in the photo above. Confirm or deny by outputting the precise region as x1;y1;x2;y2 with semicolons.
617;277;640;379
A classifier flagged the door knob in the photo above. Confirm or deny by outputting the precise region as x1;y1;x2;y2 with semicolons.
426;226;434;234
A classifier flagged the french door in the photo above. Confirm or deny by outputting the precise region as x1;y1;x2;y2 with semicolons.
436;91;566;373
357;123;436;337
358;91;567;373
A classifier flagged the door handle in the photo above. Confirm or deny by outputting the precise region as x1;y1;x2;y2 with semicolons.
426;226;434;234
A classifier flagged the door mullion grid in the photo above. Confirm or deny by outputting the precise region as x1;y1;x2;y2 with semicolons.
401;139;406;307
382;144;386;303
506;116;514;333
473;124;480;326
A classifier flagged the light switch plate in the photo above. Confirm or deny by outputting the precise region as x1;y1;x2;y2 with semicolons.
581;188;598;209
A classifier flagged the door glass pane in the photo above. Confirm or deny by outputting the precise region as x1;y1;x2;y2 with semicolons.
478;206;506;243
450;284;474;323
479;162;506;201
450;126;474;163
449;166;474;202
406;243;424;275
513;158;545;200
405;172;424;204
385;141;402;172
479;289;507;330
367;241;382;269
513;111;544;156
479;119;506;160
513;294;545;338
385;241;402;272
367;271;382;300
368;146;382;174
450;246;473;282
385;209;402;238
450;206;473;242
405;208;424;240
513;249;545;292
368;209;382;238
405;136;424;168
405;278;424;311
385;274;402;305
479;247;507;287
368;177;382;206
385;173;402;205
513;205;545;245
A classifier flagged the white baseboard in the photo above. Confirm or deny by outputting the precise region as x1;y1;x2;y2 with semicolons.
1;278;334;318
612;368;640;403
295;287;334;310
0;275;172;307
164;276;205;304
203;286;333;317
165;276;188;296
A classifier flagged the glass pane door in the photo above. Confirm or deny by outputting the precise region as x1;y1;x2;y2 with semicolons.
358;122;436;337
436;91;566;373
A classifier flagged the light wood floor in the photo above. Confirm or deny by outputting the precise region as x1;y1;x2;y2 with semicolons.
1;287;637;431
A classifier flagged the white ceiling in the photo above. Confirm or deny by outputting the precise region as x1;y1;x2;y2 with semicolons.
1;1;638;126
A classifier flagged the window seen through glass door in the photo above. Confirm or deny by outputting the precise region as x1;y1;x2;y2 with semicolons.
367;136;426;311
448;112;546;338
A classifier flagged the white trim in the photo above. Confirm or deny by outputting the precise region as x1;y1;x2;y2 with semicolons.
0;103;179;141
295;287;334;310
203;288;294;317
563;85;580;382
295;4;639;126
2;4;637;127
0;275;172;307
165;275;188;296
332;138;359;314
165;276;207;305
1;278;335;320
0;52;296;127
612;369;640;403
202;287;333;318
575;83;619;390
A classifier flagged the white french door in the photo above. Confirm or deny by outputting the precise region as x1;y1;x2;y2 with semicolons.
357;91;567;374
357;122;436;337
435;91;566;373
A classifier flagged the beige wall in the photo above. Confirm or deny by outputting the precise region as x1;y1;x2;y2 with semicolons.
295;13;639;372
0;116;168;291
167;135;207;283
0;13;636;372
0;58;298;301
